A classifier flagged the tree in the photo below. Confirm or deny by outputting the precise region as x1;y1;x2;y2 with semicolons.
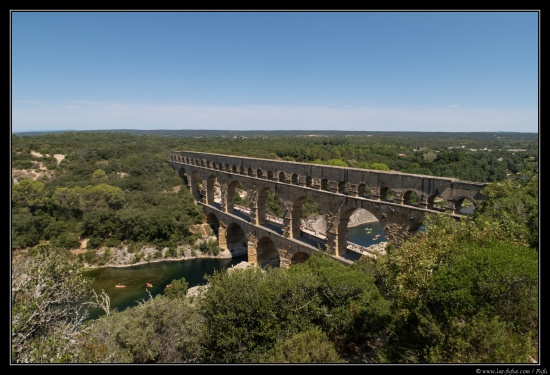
11;245;94;363
376;214;539;363
420;240;538;363
11;210;48;249
79;183;125;212
91;168;108;181
199;255;390;363
472;170;538;249
164;277;189;300
199;267;294;363
369;162;390;171
260;328;344;363
76;294;204;363
52;187;81;219
12;179;47;211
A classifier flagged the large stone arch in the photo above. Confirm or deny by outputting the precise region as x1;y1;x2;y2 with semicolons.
205;213;229;251
226;222;247;257
256;236;280;268
427;193;447;212
452;195;478;214
205;212;220;236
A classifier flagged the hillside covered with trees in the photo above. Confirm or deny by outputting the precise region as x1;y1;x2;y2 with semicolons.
11;130;538;252
11;130;539;364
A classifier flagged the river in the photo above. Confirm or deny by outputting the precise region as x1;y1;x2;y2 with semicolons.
85;254;247;320
85;221;386;320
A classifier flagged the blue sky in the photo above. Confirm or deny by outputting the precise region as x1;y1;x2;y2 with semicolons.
11;11;539;133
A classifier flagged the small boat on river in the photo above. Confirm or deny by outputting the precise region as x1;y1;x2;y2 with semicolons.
115;283;126;288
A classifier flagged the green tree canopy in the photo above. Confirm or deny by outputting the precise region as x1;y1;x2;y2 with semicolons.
473;170;538;249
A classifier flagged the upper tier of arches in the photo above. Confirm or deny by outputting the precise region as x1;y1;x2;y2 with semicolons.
169;150;487;212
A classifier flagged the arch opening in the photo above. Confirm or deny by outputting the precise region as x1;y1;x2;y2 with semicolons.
380;187;395;201
226;223;247;257
455;196;476;215
320;178;328;191
290;252;310;265
403;190;419;206
427;194;447;211
206;213;220;237
232;182;251;219
256;236;280;268
342;208;386;259
257;188;284;234
357;182;371;198
338;181;348;194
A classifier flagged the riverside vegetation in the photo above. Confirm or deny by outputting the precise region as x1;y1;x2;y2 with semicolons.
11;130;538;363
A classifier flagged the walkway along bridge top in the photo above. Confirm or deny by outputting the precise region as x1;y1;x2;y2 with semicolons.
169;150;488;267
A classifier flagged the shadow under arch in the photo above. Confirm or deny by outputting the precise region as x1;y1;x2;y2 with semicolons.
290;251;310;265
256;236;280;268
226;222;247;257
206;212;220;236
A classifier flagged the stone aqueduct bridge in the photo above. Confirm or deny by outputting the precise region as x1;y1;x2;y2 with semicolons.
168;151;488;267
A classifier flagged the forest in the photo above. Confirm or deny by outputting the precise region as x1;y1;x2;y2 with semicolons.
11;130;539;364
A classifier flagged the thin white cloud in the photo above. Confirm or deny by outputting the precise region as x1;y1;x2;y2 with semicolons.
11;100;538;133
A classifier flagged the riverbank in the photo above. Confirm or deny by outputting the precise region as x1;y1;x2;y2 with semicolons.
76;243;233;270
14;211;383;270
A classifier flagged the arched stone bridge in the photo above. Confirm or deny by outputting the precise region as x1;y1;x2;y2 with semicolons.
168;151;488;267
